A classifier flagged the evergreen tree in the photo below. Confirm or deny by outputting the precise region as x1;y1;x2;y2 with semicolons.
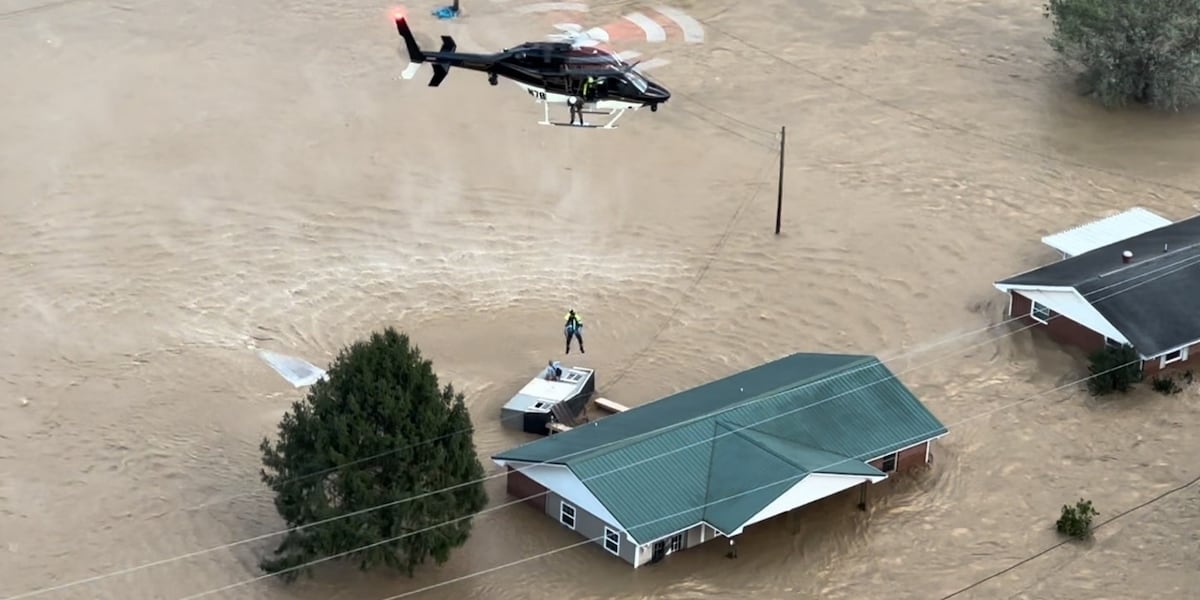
1044;0;1200;110
259;327;487;581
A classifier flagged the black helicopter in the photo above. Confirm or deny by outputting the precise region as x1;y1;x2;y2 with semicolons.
392;10;670;128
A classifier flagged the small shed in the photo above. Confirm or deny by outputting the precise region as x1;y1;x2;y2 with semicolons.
1041;207;1172;259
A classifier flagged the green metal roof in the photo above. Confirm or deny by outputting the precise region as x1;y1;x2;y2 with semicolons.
493;353;948;544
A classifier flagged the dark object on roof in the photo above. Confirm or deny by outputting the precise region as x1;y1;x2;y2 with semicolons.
998;213;1200;356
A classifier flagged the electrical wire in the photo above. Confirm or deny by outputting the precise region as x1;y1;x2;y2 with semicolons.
191;142;781;512
939;472;1200;600
701;21;1200;199
177;144;782;514
592;142;778;394
6;240;1198;600
182;26;1200;519
3;10;1190;597
178;358;1143;600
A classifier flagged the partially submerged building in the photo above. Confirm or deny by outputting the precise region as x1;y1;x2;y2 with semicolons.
994;208;1200;373
491;352;948;567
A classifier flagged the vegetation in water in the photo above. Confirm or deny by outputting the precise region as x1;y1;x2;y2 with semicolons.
258;327;487;581
1056;498;1099;539
1043;0;1200;110
1151;374;1183;395
1086;344;1142;396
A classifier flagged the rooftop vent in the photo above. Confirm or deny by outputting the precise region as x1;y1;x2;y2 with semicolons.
1122;250;1133;264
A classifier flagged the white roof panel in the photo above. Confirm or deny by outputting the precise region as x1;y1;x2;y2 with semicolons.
1042;207;1172;258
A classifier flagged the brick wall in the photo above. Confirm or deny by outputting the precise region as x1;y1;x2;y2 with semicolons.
1009;292;1107;354
1142;342;1200;376
1010;292;1200;376
505;465;548;511
868;441;930;473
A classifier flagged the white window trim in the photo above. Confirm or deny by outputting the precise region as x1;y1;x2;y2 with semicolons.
1030;301;1052;324
559;502;576;530
1159;346;1189;368
603;527;620;555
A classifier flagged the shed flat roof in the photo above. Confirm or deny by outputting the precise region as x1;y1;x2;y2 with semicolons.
503;367;593;412
1042;207;1172;258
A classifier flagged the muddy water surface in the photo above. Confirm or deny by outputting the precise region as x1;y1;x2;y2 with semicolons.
3;0;1200;599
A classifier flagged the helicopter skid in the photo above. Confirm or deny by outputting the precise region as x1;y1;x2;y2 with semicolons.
540;105;627;129
538;100;632;129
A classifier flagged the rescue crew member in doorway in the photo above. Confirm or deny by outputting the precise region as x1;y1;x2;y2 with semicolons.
569;76;596;126
564;309;585;354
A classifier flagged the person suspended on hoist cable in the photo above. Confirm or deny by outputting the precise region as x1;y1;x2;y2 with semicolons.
564;309;584;354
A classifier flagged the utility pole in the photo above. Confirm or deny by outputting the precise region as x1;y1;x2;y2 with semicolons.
774;125;785;235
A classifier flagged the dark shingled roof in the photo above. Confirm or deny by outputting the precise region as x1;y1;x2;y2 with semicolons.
998;213;1200;356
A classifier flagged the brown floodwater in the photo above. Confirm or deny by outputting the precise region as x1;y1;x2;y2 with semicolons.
3;0;1199;599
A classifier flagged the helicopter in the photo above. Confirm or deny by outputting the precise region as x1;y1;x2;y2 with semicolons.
392;10;671;128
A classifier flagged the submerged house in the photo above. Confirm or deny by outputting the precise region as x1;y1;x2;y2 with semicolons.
491;352;948;567
994;208;1200;373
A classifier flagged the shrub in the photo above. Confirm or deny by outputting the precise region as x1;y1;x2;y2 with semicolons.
1056;498;1099;539
1086;344;1142;396
1152;375;1182;395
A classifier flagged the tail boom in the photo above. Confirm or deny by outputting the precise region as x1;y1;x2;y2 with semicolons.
394;16;459;87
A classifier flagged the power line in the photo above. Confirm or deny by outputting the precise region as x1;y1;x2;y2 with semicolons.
702;22;1200;200
940;472;1200;600
675;102;778;151
178;358;1142;600
593;144;778;395
183;145;779;513
5;304;1001;600
7;237;1196;600
172;20;1200;521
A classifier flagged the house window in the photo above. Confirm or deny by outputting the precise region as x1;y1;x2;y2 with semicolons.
881;453;898;473
1030;301;1052;323
1160;346;1189;368
604;527;620;555
1105;337;1123;349
668;533;683;553
559;502;576;530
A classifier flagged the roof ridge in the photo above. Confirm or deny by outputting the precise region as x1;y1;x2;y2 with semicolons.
741;426;836;455
558;356;883;460
723;355;879;413
717;420;814;473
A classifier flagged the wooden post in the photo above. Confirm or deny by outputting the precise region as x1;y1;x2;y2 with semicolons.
774;126;785;235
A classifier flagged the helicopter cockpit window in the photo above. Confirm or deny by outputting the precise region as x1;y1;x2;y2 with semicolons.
625;70;649;93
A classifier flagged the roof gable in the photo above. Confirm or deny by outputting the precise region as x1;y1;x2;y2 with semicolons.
702;422;808;535
570;421;713;543
996;212;1200;355
736;428;884;477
